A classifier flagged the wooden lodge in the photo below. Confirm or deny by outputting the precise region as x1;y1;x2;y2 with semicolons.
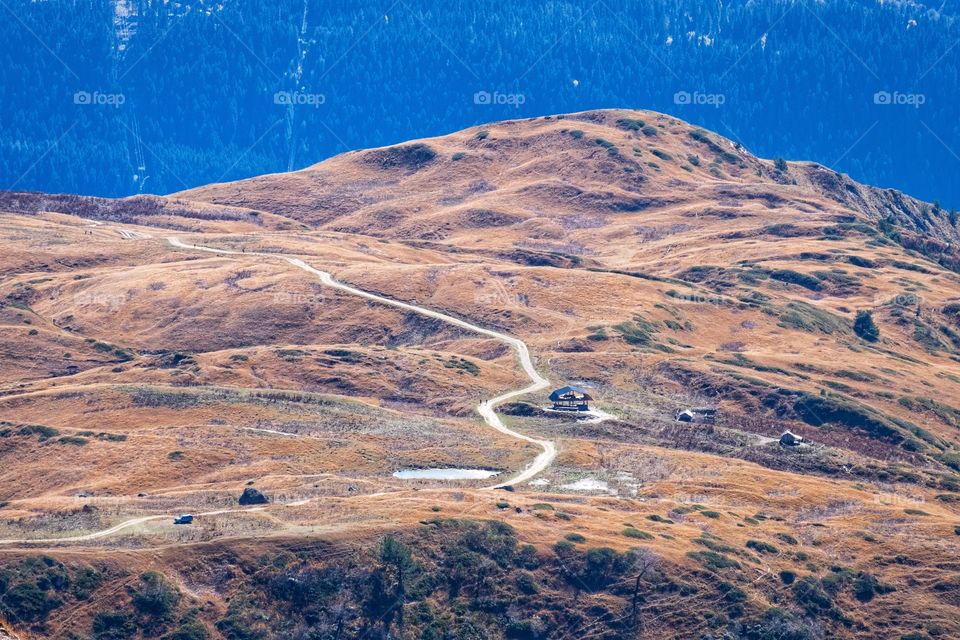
675;407;718;424
549;386;592;412
779;431;804;447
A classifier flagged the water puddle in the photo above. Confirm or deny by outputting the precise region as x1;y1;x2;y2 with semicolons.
392;468;501;480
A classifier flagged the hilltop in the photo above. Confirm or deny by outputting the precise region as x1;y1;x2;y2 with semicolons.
0;110;958;639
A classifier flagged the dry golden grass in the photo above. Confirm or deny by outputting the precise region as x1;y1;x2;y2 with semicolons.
0;110;959;638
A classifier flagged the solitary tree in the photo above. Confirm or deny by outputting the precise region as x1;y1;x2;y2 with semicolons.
774;157;788;172
854;310;880;342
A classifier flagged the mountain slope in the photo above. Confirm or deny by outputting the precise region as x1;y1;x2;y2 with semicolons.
0;110;959;639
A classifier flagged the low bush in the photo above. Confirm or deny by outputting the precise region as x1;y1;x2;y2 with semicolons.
687;551;741;572
854;310;880;342
132;571;181;619
746;540;779;554
769;269;822;291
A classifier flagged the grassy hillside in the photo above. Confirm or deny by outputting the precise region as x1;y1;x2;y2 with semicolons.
0;110;958;639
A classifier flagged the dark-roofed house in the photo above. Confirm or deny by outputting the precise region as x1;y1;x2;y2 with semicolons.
779;431;804;446
675;408;718;423
549;386;592;411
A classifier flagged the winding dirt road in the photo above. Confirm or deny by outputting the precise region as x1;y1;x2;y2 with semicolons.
0;234;558;546
166;237;555;488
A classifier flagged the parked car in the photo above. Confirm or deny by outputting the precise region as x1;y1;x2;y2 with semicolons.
173;514;194;525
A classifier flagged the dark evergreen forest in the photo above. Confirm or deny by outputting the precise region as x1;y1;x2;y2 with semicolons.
1;0;957;206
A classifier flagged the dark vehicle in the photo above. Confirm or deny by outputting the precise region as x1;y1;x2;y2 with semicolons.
173;514;194;525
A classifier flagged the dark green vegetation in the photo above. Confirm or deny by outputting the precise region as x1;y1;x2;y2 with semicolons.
0;520;901;639
853;310;880;342
3;0;959;206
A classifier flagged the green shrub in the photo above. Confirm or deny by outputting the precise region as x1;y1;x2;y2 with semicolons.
848;255;877;268
774;157;788;172
693;537;737;554
1;581;64;622
615;118;645;131
132;571;181;618
72;566;104;600
622;527;653;540
853;572;894;602
779;570;797;585
564;533;586;543
443;357;480;376
687;550;741;571
775;533;799;545
854;310;880;342
18;425;60;441
594;137;615;149
792;576;833;614
746;540;779;554
701;511;721;519
769;269;822;291
515;572;539;595
92;611;137;640
163;621;210;640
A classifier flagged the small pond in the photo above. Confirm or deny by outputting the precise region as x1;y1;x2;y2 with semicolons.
392;468;501;480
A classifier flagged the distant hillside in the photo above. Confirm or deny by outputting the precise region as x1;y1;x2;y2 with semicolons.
1;0;958;208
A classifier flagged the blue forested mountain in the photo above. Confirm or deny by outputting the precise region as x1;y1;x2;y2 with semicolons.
1;0;958;207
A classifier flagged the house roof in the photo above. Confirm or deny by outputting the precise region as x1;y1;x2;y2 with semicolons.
549;385;593;401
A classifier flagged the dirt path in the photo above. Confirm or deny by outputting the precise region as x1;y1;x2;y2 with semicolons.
165;237;554;488
0;234;559;546
0;504;279;545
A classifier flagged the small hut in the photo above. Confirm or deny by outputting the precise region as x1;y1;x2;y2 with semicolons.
779;431;804;447
549;386;592;411
675;408;718;423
